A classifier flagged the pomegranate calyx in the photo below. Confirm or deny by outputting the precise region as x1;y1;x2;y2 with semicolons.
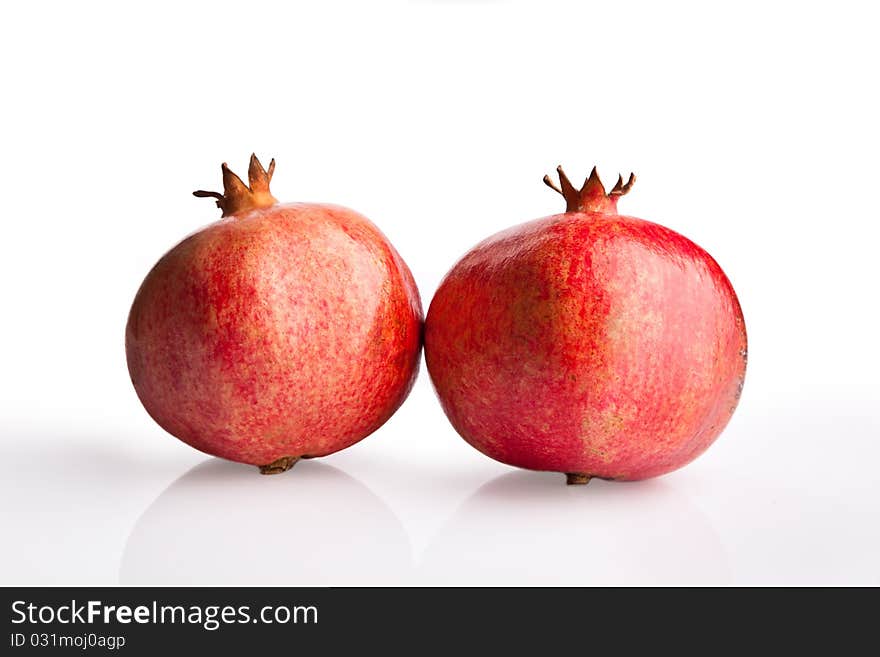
543;165;636;214
258;455;300;475
194;154;278;217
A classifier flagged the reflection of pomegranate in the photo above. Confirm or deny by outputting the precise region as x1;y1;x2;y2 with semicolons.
121;460;413;585
418;472;728;584
425;166;746;483
126;156;422;473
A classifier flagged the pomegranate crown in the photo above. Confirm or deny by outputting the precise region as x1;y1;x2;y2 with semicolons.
543;165;635;214
194;154;278;217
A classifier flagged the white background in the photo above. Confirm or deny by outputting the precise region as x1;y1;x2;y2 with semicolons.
1;1;878;585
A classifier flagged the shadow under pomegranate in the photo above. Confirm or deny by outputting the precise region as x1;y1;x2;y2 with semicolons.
120;458;413;585
417;470;729;585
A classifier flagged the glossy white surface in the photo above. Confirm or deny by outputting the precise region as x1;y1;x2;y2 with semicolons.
1;0;878;586
2;391;878;586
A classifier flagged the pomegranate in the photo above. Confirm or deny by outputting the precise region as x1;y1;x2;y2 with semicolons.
425;166;746;484
126;156;422;473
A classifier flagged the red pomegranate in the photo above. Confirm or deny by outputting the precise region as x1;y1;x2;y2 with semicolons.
425;166;746;484
126;156;422;474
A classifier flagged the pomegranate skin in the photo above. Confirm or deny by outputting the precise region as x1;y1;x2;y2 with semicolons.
425;192;746;481
126;202;422;467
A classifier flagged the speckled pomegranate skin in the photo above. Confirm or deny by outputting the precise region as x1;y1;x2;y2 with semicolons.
425;211;746;481
126;203;422;466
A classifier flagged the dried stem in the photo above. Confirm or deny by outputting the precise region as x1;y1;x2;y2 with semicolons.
194;154;279;217
259;455;300;475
